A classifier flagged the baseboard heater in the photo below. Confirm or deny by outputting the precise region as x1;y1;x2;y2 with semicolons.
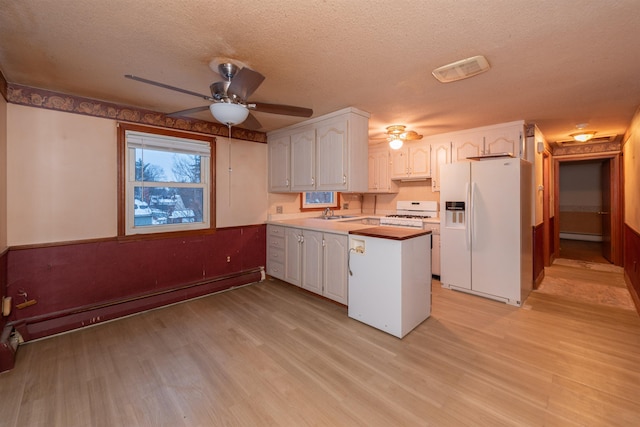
8;266;265;344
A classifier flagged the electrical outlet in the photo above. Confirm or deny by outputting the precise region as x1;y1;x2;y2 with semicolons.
226;256;231;263
343;203;349;209
276;205;283;214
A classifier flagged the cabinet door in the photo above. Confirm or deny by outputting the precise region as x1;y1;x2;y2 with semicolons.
290;128;316;191
323;233;348;305
408;143;431;178
368;145;396;192
484;125;523;157
367;149;378;191
452;134;484;162
301;230;323;294
390;147;409;178
284;227;303;286
268;135;291;192
316;118;348;190
430;140;451;192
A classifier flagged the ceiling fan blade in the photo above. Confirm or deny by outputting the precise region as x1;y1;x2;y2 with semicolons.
227;67;265;100
125;75;213;101
242;113;263;130
404;131;423;140
167;105;211;117
249;102;313;117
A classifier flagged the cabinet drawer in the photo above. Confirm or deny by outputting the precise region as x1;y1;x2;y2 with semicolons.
267;261;285;280
268;247;285;262
267;235;285;249
268;225;285;237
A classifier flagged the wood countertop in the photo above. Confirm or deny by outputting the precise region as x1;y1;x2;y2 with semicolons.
348;226;431;240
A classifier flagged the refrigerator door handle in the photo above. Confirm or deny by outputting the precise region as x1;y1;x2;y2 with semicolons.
465;182;471;249
470;181;476;248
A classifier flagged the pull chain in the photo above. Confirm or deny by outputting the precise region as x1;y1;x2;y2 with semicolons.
228;123;232;207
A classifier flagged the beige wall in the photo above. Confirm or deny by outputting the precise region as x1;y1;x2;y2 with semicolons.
624;106;640;232
6;105;269;246
0;94;6;250
7;105;117;245
215;136;268;227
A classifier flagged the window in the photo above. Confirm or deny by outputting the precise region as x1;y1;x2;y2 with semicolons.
300;191;340;210
118;123;215;236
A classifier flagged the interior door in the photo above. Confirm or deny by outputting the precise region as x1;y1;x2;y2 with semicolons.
600;160;612;262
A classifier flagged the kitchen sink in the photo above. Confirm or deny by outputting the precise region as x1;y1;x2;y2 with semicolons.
320;215;358;220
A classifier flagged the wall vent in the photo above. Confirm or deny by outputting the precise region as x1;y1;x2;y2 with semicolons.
432;55;491;83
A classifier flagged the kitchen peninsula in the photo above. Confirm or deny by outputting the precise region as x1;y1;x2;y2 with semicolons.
266;216;432;337
348;226;432;338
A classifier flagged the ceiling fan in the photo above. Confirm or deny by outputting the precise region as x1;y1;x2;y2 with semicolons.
125;62;313;129
385;125;423;149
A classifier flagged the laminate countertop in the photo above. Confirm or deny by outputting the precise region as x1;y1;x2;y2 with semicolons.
348;227;431;241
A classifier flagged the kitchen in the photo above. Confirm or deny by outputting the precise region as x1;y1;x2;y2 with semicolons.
266;108;534;337
1;2;640;425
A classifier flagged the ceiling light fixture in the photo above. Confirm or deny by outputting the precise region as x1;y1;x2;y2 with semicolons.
209;102;249;126
570;131;597;142
387;125;406;150
386;125;423;150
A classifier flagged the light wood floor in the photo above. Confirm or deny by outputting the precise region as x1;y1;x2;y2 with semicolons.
1;267;639;426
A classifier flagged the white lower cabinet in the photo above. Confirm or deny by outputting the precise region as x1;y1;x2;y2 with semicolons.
269;225;348;305
266;225;286;280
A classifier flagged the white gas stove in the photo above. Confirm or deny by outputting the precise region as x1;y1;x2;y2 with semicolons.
380;201;439;228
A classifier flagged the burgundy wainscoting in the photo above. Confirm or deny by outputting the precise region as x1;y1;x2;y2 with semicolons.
532;224;545;289
0;249;13;372
624;224;640;314
5;225;266;342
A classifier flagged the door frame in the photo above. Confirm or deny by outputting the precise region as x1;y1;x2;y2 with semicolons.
553;153;622;265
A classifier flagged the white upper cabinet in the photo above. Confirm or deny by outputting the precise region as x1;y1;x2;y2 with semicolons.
452;134;484;162
367;143;398;193
268;135;291;192
483;124;523;156
267;107;370;193
290;128;316;191
428;137;452;192
316;117;348;191
451;121;524;162
390;141;431;180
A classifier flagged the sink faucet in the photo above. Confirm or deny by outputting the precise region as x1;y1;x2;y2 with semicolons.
323;207;334;218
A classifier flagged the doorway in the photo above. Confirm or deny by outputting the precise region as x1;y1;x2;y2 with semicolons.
553;154;622;266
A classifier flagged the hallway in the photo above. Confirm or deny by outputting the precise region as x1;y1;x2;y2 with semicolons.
535;258;635;311
558;238;609;264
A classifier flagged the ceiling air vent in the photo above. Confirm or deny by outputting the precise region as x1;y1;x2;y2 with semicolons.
432;55;491;83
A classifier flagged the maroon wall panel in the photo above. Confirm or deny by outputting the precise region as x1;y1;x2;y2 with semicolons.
5;225;266;340
0;250;6;327
624;224;640;312
532;224;545;287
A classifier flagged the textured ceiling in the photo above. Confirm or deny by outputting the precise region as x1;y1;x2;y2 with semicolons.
1;1;640;143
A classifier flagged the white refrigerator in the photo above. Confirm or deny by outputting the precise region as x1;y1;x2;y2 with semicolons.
440;157;532;306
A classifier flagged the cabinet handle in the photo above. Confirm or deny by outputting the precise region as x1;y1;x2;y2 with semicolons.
285;179;289;187
300;235;304;244
311;177;315;185
343;175;346;184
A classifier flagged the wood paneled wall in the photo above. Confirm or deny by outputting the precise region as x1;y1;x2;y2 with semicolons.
559;211;602;236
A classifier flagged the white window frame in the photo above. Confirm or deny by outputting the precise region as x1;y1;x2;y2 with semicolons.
124;129;212;235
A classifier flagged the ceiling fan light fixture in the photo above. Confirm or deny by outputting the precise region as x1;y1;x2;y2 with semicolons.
388;137;404;150
209;102;249;126
570;131;597;142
